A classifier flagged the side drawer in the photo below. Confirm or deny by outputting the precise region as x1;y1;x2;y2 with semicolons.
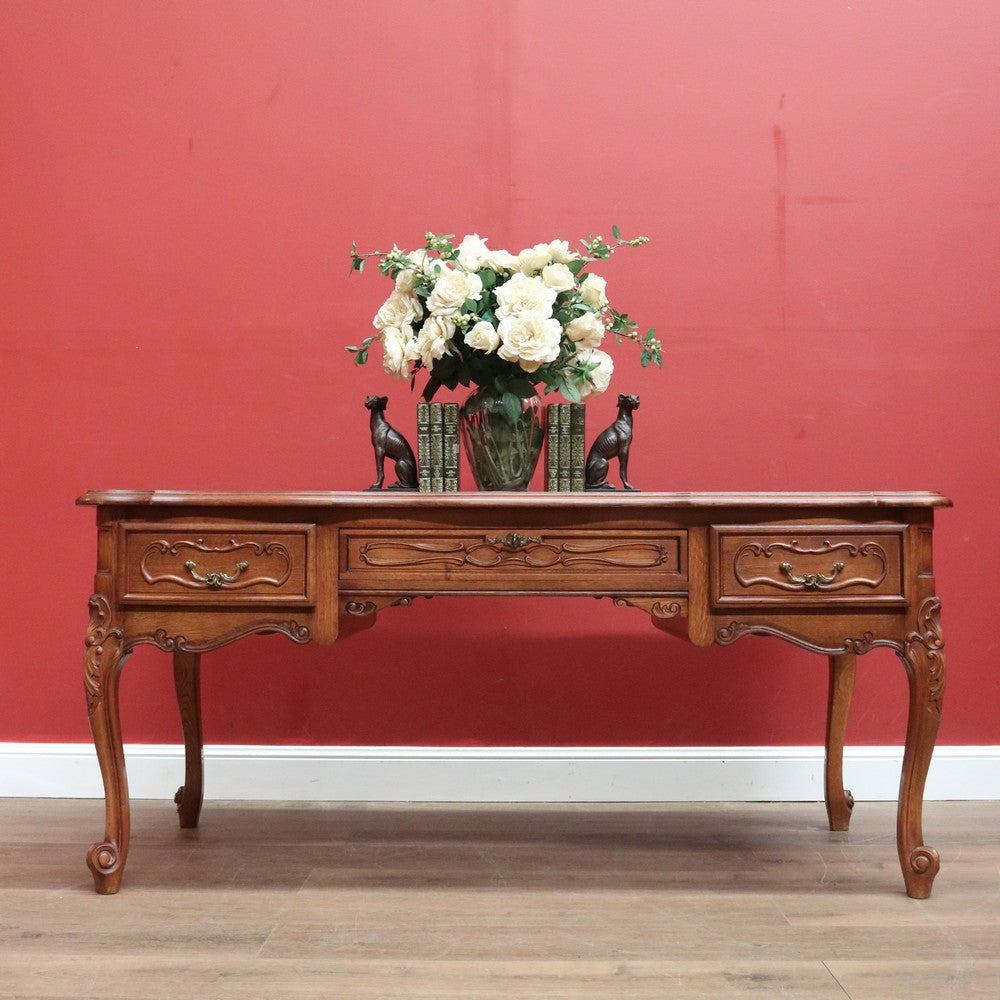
120;523;316;605
340;528;687;594
710;524;906;608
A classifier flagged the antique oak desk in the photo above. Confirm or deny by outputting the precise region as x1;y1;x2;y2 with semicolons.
79;490;949;897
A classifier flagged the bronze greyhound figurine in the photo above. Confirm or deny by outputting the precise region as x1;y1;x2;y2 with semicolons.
585;393;639;491
365;395;417;490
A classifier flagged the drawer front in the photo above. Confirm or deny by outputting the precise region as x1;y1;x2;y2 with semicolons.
121;523;315;605
711;525;906;608
340;529;686;594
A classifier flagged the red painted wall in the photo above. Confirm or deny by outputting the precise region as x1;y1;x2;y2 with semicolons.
2;1;997;748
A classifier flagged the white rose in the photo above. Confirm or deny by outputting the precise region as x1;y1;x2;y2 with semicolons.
415;315;456;368
574;347;614;398
579;273;608;309
373;289;422;331
516;243;552;274
564;311;606;349
426;269;483;316
465;320;500;353
494;272;558;320
394;268;416;292
547;239;579;264
479;248;519;271
381;325;416;380
497;313;562;373
456;233;490;271
541;262;576;293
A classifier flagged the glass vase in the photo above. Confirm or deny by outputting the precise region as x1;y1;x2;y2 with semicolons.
460;384;544;490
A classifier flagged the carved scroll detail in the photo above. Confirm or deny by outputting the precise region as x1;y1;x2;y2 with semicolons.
135;621;311;653
359;538;676;571
611;596;685;619
900;596;946;717
84;594;125;715
344;596;416;617
715;620;898;658
140;538;292;590
733;540;888;592
87;840;121;876
908;846;941;879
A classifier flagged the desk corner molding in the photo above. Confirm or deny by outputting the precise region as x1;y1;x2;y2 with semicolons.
900;596;946;717
84;594;126;717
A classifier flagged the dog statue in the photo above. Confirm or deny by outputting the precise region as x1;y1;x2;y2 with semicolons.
585;393;640;491
364;395;417;490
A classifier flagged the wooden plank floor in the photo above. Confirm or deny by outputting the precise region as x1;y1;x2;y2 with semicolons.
0;798;998;999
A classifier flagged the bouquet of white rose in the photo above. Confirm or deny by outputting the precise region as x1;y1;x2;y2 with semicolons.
348;228;661;409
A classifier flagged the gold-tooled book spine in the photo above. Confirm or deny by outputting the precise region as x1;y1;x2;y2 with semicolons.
443;402;459;492
557;402;571;492
416;402;431;493
569;403;586;491
545;403;560;491
429;402;444;493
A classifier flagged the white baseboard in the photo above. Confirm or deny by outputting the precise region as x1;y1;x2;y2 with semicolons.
0;743;997;802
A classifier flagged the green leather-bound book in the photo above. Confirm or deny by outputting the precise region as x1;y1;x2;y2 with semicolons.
416;402;431;493
569;403;586;491
443;402;460;492
545;403;560;492
557;403;571;492
429;402;444;492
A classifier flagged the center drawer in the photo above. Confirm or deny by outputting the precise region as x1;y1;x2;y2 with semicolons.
340;528;687;594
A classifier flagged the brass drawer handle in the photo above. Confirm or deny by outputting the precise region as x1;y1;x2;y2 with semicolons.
183;559;250;588
779;560;845;589
486;532;541;550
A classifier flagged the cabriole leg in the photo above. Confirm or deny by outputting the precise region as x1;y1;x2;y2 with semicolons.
83;594;130;895
896;597;946;898
172;650;204;829
825;652;856;831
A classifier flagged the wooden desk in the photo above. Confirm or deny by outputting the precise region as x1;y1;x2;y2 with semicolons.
78;490;949;896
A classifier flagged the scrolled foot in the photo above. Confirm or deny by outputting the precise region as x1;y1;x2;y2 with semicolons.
903;845;940;899
174;784;200;829
87;840;124;895
828;788;855;832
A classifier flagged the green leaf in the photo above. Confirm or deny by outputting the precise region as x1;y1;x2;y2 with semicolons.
479;268;497;290
566;258;588;276
421;377;442;402
611;224;621;240
560;378;581;403
501;391;522;425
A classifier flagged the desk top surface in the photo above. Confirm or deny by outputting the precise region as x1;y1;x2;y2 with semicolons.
78;490;952;509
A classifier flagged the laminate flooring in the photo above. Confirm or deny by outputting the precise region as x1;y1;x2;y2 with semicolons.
0;799;998;999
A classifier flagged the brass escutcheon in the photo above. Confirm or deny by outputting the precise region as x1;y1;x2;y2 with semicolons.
485;532;542;550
